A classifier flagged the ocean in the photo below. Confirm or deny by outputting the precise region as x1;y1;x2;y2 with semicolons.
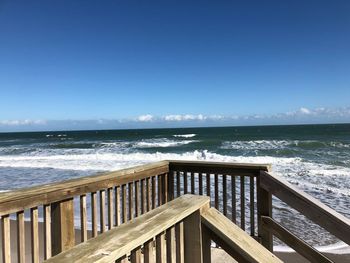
0;124;349;249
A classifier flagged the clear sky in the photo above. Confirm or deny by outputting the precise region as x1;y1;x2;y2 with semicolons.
1;1;350;131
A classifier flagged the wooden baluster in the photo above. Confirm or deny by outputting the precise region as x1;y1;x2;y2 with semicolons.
115;186;121;226
100;190;106;233
107;188;114;229
214;174;219;209
158;175;163;206
156;232;166;263
223;174;227;216
175;222;184;263
31;207;39;263
147;177;151;212
51;198;75;255
44;204;52;259
17;211;25;263
152;176;156;209
128;182;134;220
116;255;128;263
250;176;255;236
199;173;203;195
1;214;10;263
131;246;142;263
144;238;155;263
166;227;176;263
91;192;98;237
163;173;168;203
80;195;88;242
135;180;140;217
232;176;236;224
167;171;174;201
240;175;246;230
176;171;181;197
141;179;145;214
183;172;188;194
122;184;127;223
206;173;211;197
191;172;195;194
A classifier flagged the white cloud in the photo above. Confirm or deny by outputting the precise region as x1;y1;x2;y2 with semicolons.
0;119;46;126
299;107;311;115
164;114;206;121
137;114;154;122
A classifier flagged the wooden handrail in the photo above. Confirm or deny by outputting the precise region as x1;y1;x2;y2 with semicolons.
259;171;350;245
201;208;282;263
0;161;169;215
261;216;333;263
169;160;271;176
44;195;210;263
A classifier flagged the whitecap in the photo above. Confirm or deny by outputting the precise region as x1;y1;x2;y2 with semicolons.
173;134;196;138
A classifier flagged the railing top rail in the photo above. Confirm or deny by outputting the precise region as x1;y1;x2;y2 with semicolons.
45;194;210;263
0;161;169;215
202;208;282;263
169;160;271;175
260;170;350;245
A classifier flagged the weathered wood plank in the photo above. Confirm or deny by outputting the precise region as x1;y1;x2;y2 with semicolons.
260;171;350;245
231;176;236;223
191;172;195;194
201;208;282;263
121;184;127;223
1;214;11;263
100;190;106;233
45;195;210;263
257;173;273;251
17;211;25;263
206;173;210;197
31;207;39;263
156;232;166;263
135;181;140;217
141;179;145;214
51;198;75;255
91;192;98;237
169;161;270;177
107;188;113;229
166;227;176;263
175;222;184;263
44;204;52;259
199;173;203;195
128;182;134;220
176;171;181;197
152;176;156;209
250;176;255;236
183;210;203;263
80;195;88;242
143;239;156;263
240;175;245;230
115;186;120;226
261;216;333;263
214;174;219;209
183;172;188;194
223;174;227;216
144;239;155;263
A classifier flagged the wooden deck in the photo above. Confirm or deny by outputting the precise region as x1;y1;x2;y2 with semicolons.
0;160;349;262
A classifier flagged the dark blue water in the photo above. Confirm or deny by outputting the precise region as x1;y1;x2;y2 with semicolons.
0;124;349;247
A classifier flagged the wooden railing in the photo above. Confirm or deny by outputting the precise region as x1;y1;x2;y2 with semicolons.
0;161;170;262
45;195;281;263
0;160;349;263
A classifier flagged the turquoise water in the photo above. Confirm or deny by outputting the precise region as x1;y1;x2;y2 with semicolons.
0;124;349;247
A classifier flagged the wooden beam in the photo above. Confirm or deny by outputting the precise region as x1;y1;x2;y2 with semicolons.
201;208;282;263
184;210;204;263
260;171;350;245
261;216;333;263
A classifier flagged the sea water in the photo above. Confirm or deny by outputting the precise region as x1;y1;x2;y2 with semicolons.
0;124;349;248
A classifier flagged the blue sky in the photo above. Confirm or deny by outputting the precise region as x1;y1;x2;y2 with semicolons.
0;1;350;131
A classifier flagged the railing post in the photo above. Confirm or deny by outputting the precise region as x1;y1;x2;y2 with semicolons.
183;203;209;263
51;198;75;256
257;171;273;251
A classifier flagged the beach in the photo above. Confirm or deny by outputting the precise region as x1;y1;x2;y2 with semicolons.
0;124;349;253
